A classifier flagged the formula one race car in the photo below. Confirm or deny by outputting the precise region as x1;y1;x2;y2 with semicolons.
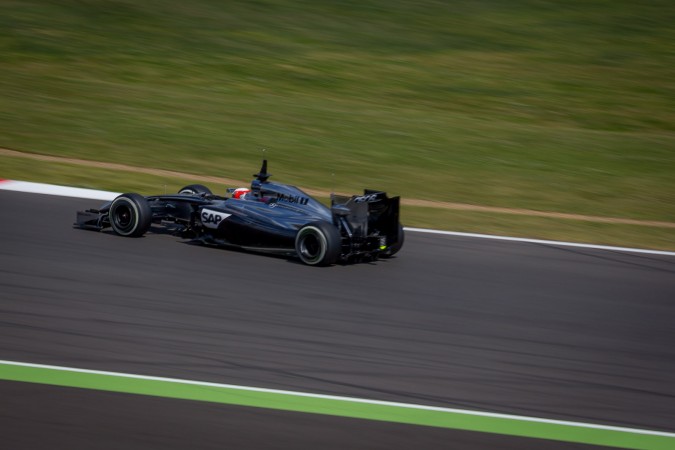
75;160;403;266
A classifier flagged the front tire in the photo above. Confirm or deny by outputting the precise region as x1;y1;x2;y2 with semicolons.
295;221;341;266
108;193;152;237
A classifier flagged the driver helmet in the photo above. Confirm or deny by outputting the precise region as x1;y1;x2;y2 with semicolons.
232;188;250;199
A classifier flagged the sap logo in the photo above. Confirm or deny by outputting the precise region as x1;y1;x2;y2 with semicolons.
201;208;231;229
354;193;381;203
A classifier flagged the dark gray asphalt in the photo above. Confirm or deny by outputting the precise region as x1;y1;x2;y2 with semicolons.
1;190;674;448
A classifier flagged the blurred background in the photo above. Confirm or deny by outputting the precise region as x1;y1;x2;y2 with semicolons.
1;0;674;249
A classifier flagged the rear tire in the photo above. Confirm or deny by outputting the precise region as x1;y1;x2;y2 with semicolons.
178;184;212;195
109;193;152;237
295;221;341;266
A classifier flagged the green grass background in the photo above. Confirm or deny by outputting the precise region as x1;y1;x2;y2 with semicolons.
1;0;674;248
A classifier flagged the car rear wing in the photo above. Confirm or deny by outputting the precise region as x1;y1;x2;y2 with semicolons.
330;190;400;241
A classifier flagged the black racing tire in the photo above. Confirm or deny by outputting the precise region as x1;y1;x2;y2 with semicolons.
108;193;152;237
380;223;404;258
295;221;341;266
178;184;212;195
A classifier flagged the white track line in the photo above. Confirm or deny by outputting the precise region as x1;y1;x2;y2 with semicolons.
406;227;675;257
0;180;119;200
1;180;673;256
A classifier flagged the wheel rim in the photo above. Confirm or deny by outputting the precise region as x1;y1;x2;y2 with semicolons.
111;200;137;235
116;205;132;228
300;234;320;259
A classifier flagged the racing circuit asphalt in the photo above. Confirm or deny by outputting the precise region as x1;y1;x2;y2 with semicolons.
1;190;674;449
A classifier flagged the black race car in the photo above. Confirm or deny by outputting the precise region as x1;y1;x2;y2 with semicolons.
75;160;403;266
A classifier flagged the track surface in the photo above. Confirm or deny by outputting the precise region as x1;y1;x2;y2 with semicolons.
1;190;674;448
